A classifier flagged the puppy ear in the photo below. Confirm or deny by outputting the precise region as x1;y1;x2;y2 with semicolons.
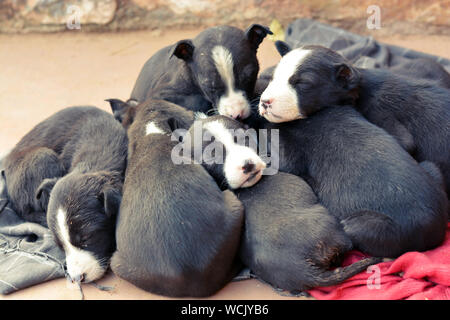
172;40;195;61
35;178;59;211
101;188;122;218
275;40;292;57
167;117;181;132
334;63;360;89
105;98;129;123
245;24;273;51
36;178;58;200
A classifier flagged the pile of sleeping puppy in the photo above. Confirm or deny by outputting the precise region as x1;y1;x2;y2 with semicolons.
2;24;449;297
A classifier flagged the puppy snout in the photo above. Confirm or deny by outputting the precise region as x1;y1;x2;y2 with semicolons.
71;273;86;283
261;99;273;110
242;160;255;174
229;110;245;120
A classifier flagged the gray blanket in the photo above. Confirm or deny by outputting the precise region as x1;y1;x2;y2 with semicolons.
284;18;450;73
1;18;449;296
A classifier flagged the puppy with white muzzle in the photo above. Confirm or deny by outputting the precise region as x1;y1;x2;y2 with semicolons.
2;106;128;284
108;98;265;297
184;113;266;190
129;24;272;120
261;41;450;198
255;47;448;257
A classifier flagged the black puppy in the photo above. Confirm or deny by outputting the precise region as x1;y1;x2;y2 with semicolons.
129;24;272;120
110;99;267;297
236;172;381;292
2;106;127;283
258;104;448;257
260;41;450;196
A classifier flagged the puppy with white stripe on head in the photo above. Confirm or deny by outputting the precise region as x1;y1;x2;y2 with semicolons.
258;45;314;122
260;41;450;198
2;106;127;284
129;24;272;120
254;44;448;257
108;98;265;297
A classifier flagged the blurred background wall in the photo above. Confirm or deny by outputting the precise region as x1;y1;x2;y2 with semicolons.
1;0;449;36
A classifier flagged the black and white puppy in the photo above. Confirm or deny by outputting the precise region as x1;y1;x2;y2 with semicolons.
109;99;265;297
258;104;448;258
253;65;276;99
2;106;127;283
260;41;450;196
129;24;272;120
184;113;266;190
237;172;381;292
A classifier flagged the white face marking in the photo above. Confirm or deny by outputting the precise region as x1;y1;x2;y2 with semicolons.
203;120;266;189
259;48;312;123
211;46;251;119
145;121;165;135
56;208;105;283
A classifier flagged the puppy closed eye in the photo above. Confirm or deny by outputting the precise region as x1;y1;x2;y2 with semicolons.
292;78;313;88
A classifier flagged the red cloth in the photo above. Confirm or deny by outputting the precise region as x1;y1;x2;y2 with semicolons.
308;222;450;300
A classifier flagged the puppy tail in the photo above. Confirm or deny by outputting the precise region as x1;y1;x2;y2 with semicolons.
311;256;382;288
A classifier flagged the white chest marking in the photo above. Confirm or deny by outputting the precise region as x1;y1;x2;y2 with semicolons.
146;121;165;135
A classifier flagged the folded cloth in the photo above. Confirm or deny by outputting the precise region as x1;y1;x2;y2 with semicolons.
284;18;450;73
308;222;450;300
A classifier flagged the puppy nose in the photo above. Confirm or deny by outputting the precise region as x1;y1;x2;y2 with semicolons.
71;273;85;283
261;99;273;110
229;110;244;120
242;160;255;174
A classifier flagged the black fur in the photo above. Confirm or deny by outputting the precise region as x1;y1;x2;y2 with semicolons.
253;65;276;99
237;172;381;292
129;25;272;116
110;99;244;297
390;58;450;89
3;106;128;281
260;106;448;258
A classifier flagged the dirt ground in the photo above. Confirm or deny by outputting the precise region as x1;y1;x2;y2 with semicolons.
0;29;449;300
